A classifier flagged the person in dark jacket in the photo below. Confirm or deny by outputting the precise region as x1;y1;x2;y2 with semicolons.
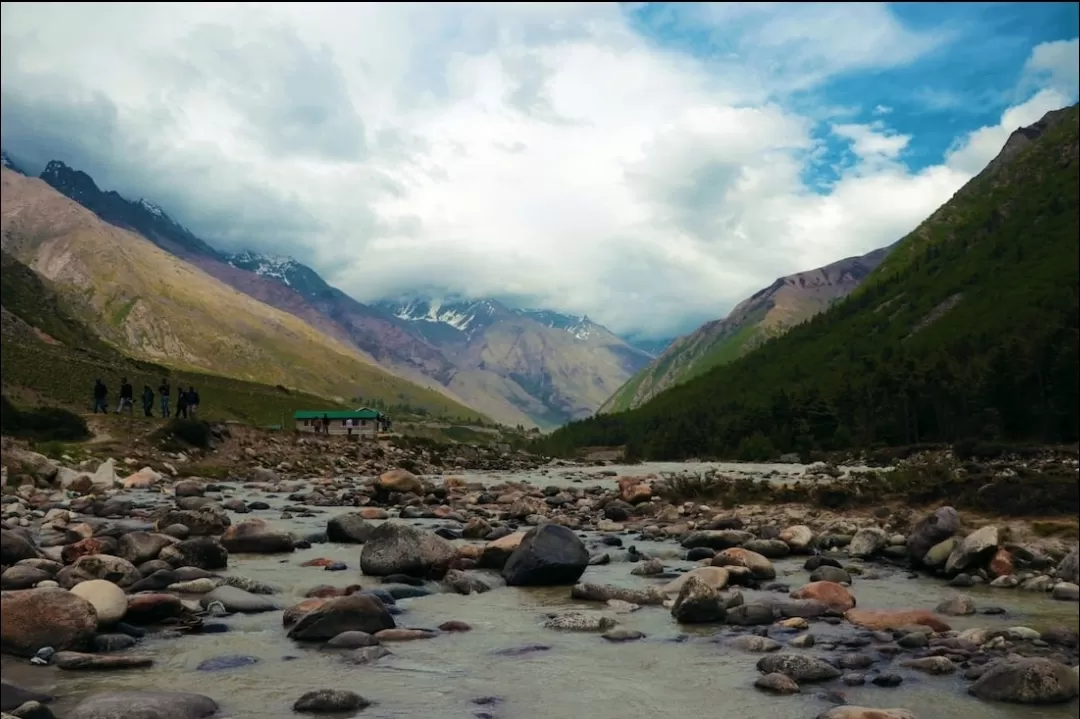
159;378;171;417
175;385;188;419
116;377;134;414
187;386;200;417
141;384;155;417
93;379;108;414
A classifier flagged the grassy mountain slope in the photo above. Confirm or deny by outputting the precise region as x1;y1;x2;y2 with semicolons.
382;298;654;428
539;104;1079;459
1;251;348;425
600;245;892;413
0;169;484;421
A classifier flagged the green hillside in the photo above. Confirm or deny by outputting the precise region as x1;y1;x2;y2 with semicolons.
1;250;357;426
540;104;1079;460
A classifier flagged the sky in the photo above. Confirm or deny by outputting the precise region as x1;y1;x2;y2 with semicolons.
1;2;1077;340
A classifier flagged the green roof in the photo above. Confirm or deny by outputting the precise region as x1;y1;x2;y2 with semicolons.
293;409;382;420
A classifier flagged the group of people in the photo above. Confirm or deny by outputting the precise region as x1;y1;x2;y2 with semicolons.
92;377;200;418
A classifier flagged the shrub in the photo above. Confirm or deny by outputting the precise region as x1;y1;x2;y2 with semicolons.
153;418;211;449
0;395;91;441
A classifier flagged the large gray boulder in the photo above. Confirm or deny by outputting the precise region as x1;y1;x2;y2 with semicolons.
288;594;396;640
359;522;456;578
501;525;588;586
67;691;218;719
968;657;1079;704
906;506;960;565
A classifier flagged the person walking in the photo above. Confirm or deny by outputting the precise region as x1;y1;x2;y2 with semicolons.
141;384;155;417
187;386;200;417
175;384;188;419
93;379;108;414
322;413;331;436
116;377;134;414
159;377;171;417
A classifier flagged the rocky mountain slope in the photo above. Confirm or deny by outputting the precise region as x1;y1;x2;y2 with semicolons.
601;244;894;413
5;157;653;428
542;104;1079;459
377;298;654;428
0;167;483;421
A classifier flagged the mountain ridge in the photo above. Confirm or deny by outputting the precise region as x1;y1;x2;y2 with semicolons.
600;242;895;413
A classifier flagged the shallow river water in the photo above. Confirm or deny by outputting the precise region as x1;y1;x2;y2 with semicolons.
3;462;1077;719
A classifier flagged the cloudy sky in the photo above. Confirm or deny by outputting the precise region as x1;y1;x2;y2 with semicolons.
2;2;1078;339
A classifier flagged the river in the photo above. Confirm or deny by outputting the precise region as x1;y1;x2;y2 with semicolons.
3;462;1076;719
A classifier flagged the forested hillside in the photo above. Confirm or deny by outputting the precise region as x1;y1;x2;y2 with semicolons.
539;104;1079;460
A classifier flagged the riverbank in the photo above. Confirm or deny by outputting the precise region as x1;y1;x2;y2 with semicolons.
1;428;1078;719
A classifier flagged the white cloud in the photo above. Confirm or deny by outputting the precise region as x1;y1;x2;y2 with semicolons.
872;104;893;116
0;4;1076;338
1023;38;1080;98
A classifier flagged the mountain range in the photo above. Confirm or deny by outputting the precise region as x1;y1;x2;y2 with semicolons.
541;104;1080;459
601;242;896;413
0;154;659;428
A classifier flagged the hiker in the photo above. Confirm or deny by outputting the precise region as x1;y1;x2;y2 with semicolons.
116;377;134;414
93;379;108;414
187;386;200;417
345;418;353;438
159;377;171;417
322;413;330;435
141;384;154;417
175;385;189;419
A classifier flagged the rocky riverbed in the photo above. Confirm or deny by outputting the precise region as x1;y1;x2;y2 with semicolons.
1;436;1079;719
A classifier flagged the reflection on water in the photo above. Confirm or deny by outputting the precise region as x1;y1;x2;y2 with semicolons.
3;468;1077;719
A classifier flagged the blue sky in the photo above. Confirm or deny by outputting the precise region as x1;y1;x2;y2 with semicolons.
629;2;1080;187
2;3;1078;338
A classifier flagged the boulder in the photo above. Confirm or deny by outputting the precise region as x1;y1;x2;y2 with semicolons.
288;594;396;640
70;580;127;626
570;583;665;605
906;506;960;565
1057;544;1079;584
844;609;950;633
0;587;98;656
945;525;999;575
477;532;526;570
711;548;775;580
501;525;589;586
359;522;456;578
848;527;888;558
123;467;162;490
158;537;228;570
220;519;295;554
1;565;50;590
681;530;753;550
326;514;375;543
91;458;120;490
67;691;218;719
116;532;176;565
817;709;917;719
779;525;815;553
968;657;1079;704
662;566;729;595
156;506;230;536
934;594;976;616
70;555;140;588
293;689;370;713
617;477;652;504
790;581;855;612
757;654;842;683
670;575;725;623
1;682;53;712
376;469;422;494
809;565;851;584
199;585;277;613
1;530;38;565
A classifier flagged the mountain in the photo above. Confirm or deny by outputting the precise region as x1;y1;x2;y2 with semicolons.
540;104;1080;460
378;296;654;427
601;244;894;413
39;160;221;258
0;166;484;421
623;336;676;358
1;150;27;176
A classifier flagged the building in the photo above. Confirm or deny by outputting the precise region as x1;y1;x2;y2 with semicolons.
293;408;388;438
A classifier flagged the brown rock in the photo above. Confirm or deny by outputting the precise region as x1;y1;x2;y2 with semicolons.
791;581;856;612
0;587;98;656
376;469;422;495
844;609;951;633
989;548;1014;578
477;531;527;569
284;597;329;628
374;628;437;641
618;477;652;504
439;620;471;632
123;593;184;623
816;709;916;719
61;537;114;564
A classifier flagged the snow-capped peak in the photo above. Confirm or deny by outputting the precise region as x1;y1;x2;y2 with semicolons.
226;250;301;287
389;298;499;332
138;198;166;218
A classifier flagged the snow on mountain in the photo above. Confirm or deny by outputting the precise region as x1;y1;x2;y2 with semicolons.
226;250;303;288
384;298;503;334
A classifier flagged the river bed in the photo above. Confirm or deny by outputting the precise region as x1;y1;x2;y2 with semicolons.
3;463;1077;719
